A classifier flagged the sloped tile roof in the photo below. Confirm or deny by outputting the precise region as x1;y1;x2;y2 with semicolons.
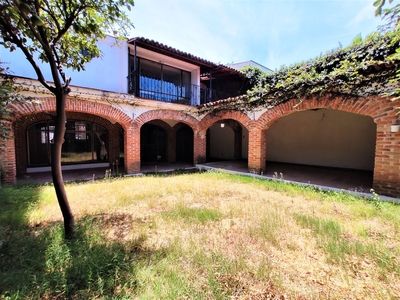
128;37;244;78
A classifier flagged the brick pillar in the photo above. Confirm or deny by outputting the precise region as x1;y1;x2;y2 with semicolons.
108;124;120;168
248;123;266;174
0;121;17;184
194;129;206;164
373;123;400;197
125;125;140;174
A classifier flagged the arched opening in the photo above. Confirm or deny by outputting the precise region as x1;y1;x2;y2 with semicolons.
206;119;248;163
265;109;376;189
140;123;167;163
176;124;193;162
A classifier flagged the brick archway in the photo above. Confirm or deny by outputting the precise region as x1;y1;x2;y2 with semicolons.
9;97;134;129
134;109;198;129
256;96;395;129
252;96;400;197
133;110;199;167
198;110;252;133
3;97;136;182
197;110;252;164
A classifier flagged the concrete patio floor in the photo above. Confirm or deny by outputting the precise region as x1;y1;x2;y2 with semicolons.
199;160;373;193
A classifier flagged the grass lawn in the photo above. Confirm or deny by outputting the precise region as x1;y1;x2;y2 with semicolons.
0;171;399;299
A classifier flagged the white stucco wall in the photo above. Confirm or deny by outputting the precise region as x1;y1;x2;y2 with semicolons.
209;123;234;159
209;122;248;160
1;35;128;93
266;109;376;170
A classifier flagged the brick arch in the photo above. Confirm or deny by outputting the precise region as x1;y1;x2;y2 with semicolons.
145;119;172;130
250;95;400;197
256;96;396;129
13;110;124;176
173;122;193;131
134;109;199;129
198;110;252;133
9;97;134;130
15;112;117;131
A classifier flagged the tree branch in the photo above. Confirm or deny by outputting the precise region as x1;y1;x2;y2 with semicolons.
0;30;55;93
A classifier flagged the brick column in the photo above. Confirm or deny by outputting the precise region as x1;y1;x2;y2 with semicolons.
0;121;17;184
248;123;266;174
124;125;140;174
194;129;206;164
108;124;121;168
373;123;400;197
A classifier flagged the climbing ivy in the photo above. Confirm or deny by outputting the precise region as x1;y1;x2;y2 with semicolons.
198;28;399;114
246;30;399;108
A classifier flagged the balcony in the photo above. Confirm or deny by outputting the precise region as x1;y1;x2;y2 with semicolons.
127;71;231;106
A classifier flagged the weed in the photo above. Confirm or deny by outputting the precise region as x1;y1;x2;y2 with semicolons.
370;189;383;210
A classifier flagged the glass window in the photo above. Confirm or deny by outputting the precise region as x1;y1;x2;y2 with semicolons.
135;57;191;103
27;120;108;166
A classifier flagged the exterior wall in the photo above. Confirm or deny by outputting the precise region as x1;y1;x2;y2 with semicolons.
1;36;128;93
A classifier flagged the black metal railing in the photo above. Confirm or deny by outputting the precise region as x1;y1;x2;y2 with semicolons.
127;71;230;105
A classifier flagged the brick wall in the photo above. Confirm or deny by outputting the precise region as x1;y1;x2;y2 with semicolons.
0;121;16;184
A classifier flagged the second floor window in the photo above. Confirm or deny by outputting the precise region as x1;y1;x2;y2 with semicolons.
130;56;191;103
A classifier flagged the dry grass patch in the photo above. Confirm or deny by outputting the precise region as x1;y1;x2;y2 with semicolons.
1;171;399;299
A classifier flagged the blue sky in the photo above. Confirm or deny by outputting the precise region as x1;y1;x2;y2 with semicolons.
127;0;387;70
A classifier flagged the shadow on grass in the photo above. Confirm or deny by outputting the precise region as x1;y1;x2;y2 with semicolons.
0;183;45;229
0;191;166;299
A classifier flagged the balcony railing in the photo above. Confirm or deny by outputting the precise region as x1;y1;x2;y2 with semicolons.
127;71;231;105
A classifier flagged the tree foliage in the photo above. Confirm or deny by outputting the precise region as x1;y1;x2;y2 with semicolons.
374;0;400;100
0;60;20;175
0;0;134;239
0;61;19;140
0;0;134;88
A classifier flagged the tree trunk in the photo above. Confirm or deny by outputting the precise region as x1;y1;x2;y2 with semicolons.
51;91;76;239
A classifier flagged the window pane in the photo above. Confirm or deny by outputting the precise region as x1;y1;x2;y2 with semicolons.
27;120;108;166
27;122;50;166
62;132;93;163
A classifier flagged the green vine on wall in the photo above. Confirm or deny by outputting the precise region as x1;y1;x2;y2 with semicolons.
198;28;400;115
